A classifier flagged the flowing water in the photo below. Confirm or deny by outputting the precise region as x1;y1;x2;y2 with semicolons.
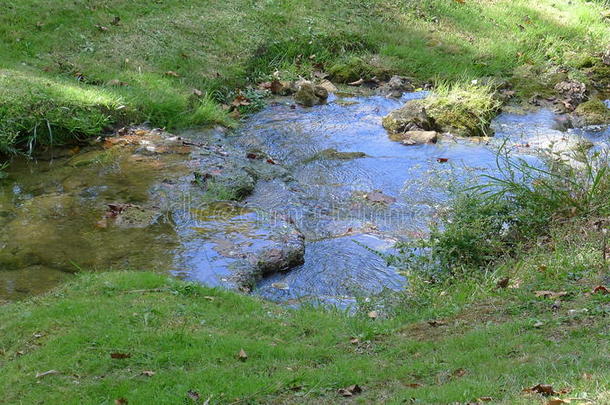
1;92;609;305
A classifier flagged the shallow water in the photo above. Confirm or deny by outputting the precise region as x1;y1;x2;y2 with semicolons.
1;93;608;304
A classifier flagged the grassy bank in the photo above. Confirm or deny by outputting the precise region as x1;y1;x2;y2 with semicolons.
1;0;610;152
1;237;608;404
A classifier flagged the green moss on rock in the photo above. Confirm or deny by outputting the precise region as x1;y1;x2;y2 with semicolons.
573;99;610;126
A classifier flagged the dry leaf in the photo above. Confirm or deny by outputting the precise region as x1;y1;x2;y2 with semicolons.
496;277;510;289
406;383;423;388
192;88;203;97
478;397;493;402
165;71;180;78
523;383;557;396
231;95;251;107
35;370;60;378
337;384;362;397
452;368;467;378
427;319;447;327
436;157;449;163
592;285;609;294
546;399;570;405
110;352;131;359
115;399;128;405
367;310;378;319
141;370;155;377
348;78;364;86
350;338;360;344
238;349;248;361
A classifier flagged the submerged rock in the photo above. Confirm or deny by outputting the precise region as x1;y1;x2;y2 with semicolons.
390;130;439;145
381;100;436;134
305;148;366;162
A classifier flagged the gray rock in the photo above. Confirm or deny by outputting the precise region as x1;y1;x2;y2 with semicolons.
382;100;436;133
392;130;439;145
294;81;328;107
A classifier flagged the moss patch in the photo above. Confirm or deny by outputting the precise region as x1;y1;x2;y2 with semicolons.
574;98;610;125
423;83;503;137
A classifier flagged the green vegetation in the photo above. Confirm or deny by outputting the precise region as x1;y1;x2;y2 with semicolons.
423;82;503;137
1;0;610;152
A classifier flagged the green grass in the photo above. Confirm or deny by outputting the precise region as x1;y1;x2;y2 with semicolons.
1;0;610;151
1;232;608;405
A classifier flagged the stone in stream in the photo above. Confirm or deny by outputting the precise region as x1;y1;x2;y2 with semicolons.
381;99;436;134
377;75;415;98
305;148;366;163
554;80;587;111
390;130;439;145
294;81;329;107
570;99;610;127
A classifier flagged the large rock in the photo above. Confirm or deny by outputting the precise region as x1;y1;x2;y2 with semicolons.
381;100;436;134
294;81;329;107
377;75;415;98
571;99;610;126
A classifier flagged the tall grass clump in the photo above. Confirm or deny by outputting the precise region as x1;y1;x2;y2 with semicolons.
423;81;503;137
400;149;610;278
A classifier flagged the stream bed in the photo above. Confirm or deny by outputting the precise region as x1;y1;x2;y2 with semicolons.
1;92;609;305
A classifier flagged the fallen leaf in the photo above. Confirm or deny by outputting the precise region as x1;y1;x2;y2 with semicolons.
141;370;155;377
533;321;544;328
436;157;449;163
192;88;203;97
165;71;180;78
406;383;423;388
110;352;131;359
237;349;248;361
348;78;364;86
115;399;128;405
427;320;446;327
95;24;109;32
592;285;609;294
582;373;593;380
350;338;360;345
452;368;467;378
523;383;557;396
535;291;568;299
231;95;251;107
367;310;378;319
546;399;570;405
35;370;60;378
270;80;284;94
338;384;362;397
478;397;493;402
496;277;510;289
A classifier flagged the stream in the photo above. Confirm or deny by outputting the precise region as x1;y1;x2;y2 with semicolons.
1;92;609;305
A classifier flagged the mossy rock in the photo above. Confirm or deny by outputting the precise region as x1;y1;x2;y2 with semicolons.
381;100;436;134
306;148;366;162
573;99;610;126
328;55;391;83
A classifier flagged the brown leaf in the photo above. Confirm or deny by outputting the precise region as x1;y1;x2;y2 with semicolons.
95;24;109;32
192;88;203;97
141;370;155;377
478;397;493;402
496;277;510;289
582;373;593;380
427;319;447;327
535;291;568;299
523;383;557;396
367;310;378;319
436;157;449;163
452;368;467;378
338;384;362;397
237;349;248;361
231;95;251;107
349;338;360;345
592;285;609;294
165;71;180;78
35;370;60;378
406;383;423;388
110;352;131;359
546;400;570;405
115;399;128;405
